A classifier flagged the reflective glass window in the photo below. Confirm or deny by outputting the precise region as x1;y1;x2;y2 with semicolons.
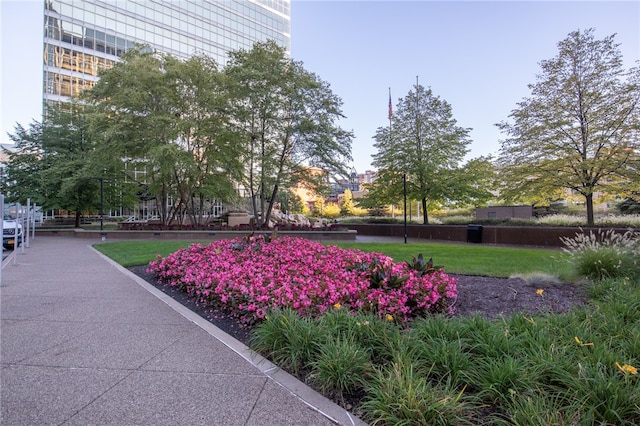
44;72;54;95
94;13;106;28
58;3;73;19
42;0;290;106
71;4;83;20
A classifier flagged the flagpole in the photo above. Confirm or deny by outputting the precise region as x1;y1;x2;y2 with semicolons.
415;76;419;225
388;87;393;147
388;87;395;220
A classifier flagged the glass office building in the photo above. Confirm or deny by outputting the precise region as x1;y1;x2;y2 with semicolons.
43;0;291;104
42;0;290;219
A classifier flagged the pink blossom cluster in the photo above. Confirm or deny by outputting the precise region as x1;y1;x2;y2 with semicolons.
147;235;457;323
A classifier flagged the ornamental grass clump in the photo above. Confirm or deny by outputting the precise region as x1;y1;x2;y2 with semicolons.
147;235;457;324
360;354;475;425
249;309;319;375
308;335;372;400
561;229;640;281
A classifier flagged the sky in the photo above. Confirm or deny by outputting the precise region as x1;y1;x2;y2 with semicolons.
1;0;639;174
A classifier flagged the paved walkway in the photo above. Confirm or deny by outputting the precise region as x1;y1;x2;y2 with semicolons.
1;236;366;425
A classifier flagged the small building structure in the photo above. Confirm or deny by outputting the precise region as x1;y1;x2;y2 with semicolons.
475;205;533;219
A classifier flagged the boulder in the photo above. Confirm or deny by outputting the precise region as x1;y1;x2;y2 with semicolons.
268;210;311;227
227;212;251;227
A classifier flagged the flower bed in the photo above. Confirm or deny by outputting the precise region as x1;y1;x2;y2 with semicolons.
147;235;457;323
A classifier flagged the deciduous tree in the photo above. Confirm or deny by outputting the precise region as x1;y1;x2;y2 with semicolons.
224;41;353;226
497;29;640;225
340;189;355;216
3;121;47;205
367;83;492;223
5;104;111;227
312;196;325;217
86;48;241;225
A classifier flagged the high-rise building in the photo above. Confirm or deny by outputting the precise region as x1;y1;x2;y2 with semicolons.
43;0;291;105
41;0;290;219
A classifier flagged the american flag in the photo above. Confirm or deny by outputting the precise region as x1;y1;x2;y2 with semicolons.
388;90;392;120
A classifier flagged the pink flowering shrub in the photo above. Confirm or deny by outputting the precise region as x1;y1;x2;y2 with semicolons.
147;235;457;324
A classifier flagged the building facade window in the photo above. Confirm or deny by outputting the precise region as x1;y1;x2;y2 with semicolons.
42;0;290;219
43;0;290;106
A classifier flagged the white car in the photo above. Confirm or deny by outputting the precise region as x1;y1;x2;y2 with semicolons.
3;215;23;250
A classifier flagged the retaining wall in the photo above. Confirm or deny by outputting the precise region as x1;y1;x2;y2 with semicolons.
345;224;636;248
35;228;357;242
33;224;637;247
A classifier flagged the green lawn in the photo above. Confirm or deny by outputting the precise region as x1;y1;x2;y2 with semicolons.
93;240;202;267
93;239;572;279
332;242;571;278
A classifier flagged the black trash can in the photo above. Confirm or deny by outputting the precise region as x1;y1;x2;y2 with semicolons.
467;224;483;243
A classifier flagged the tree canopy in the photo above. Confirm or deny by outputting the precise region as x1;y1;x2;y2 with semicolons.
224;41;353;226
497;29;640;225
366;82;493;223
341;189;355;216
6;43;354;227
84;48;241;225
4;104;114;227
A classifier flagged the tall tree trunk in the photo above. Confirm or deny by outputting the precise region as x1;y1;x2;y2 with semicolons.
585;193;595;226
259;131;266;227
264;184;278;227
421;198;429;224
75;209;82;228
264;133;290;228
74;186;83;228
158;184;169;225
250;194;259;227
248;132;259;226
197;195;205;227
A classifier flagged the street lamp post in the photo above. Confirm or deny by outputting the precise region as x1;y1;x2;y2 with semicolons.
99;177;104;231
403;173;407;244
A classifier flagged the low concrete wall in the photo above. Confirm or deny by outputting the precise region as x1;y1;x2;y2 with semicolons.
476;205;533;219
346;224;635;248
32;225;636;247
35;228;357;242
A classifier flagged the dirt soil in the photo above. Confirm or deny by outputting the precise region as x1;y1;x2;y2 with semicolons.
129;265;588;346
451;274;587;318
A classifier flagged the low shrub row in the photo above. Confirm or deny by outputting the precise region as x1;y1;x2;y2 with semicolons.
251;285;639;425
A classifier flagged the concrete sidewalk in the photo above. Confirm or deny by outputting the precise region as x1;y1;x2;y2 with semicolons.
1;236;366;425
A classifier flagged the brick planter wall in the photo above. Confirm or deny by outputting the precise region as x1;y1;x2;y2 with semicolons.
345;224;635;248
35;228;357;242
